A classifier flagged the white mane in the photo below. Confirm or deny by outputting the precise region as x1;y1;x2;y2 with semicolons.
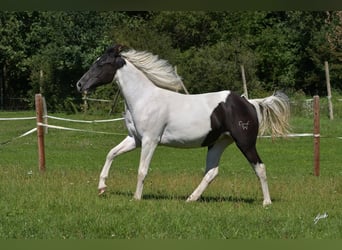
120;49;184;92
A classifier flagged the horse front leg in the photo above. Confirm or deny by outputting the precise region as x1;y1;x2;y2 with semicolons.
98;136;136;195
133;138;158;200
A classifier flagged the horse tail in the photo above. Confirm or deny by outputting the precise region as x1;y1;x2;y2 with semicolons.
248;91;290;137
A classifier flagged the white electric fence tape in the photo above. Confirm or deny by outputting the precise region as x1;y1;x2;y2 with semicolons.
83;97;113;103
46;115;124;123
0;116;36;121
0;114;125;145
1;115;342;146
0;128;37;145
259;133;314;138
37;122;126;136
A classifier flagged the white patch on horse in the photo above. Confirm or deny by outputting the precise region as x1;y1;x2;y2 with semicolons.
238;121;250;130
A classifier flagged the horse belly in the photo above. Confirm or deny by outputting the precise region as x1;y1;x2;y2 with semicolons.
159;117;211;148
160;130;208;148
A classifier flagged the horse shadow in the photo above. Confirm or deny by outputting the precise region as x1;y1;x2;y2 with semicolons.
106;190;256;204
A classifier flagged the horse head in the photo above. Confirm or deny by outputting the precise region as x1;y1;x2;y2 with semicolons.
77;45;126;93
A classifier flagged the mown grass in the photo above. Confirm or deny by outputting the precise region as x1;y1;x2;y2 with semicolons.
0;111;341;239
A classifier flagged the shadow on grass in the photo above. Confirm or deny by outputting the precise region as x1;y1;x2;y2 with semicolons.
107;190;257;204
199;195;255;204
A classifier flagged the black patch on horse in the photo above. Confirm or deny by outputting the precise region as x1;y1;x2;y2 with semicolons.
201;92;261;164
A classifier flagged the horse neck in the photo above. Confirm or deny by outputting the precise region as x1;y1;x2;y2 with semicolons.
115;60;158;108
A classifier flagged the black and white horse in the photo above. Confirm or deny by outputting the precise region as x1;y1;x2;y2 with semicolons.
77;45;290;206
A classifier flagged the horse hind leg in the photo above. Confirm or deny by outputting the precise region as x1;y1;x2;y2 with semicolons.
236;143;272;206
98;136;137;195
187;138;232;202
253;161;272;206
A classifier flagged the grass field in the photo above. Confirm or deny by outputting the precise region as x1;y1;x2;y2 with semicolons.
0;111;341;239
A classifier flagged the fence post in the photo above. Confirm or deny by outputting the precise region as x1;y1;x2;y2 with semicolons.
324;61;334;120
240;64;248;99
109;89;121;115
82;93;88;114
175;66;189;94
313;95;320;176
42;96;48;134
35;94;46;172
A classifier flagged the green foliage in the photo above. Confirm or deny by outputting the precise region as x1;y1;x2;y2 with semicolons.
1;11;342;111
176;42;259;94
151;11;226;50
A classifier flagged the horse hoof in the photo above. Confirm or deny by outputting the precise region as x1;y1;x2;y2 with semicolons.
263;200;272;207
98;188;106;196
186;195;196;202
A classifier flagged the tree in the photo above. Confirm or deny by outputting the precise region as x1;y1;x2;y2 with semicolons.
0;12;29;109
1;11;342;111
24;11;124;111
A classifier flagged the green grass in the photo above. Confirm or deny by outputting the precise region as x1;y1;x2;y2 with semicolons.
0;111;341;239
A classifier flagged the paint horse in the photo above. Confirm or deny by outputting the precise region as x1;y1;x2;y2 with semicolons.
77;45;290;206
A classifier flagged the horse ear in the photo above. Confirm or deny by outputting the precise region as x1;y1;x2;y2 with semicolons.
116;45;123;53
113;44;127;55
105;45;126;56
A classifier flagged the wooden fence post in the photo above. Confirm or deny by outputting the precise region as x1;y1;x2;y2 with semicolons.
324;61;334;120
240;64;248;99
175;66;189;95
42;96;48;134
35;94;46;172
109;89;121;115
313;95;320;176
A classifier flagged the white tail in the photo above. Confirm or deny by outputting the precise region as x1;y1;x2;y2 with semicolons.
249;92;290;137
